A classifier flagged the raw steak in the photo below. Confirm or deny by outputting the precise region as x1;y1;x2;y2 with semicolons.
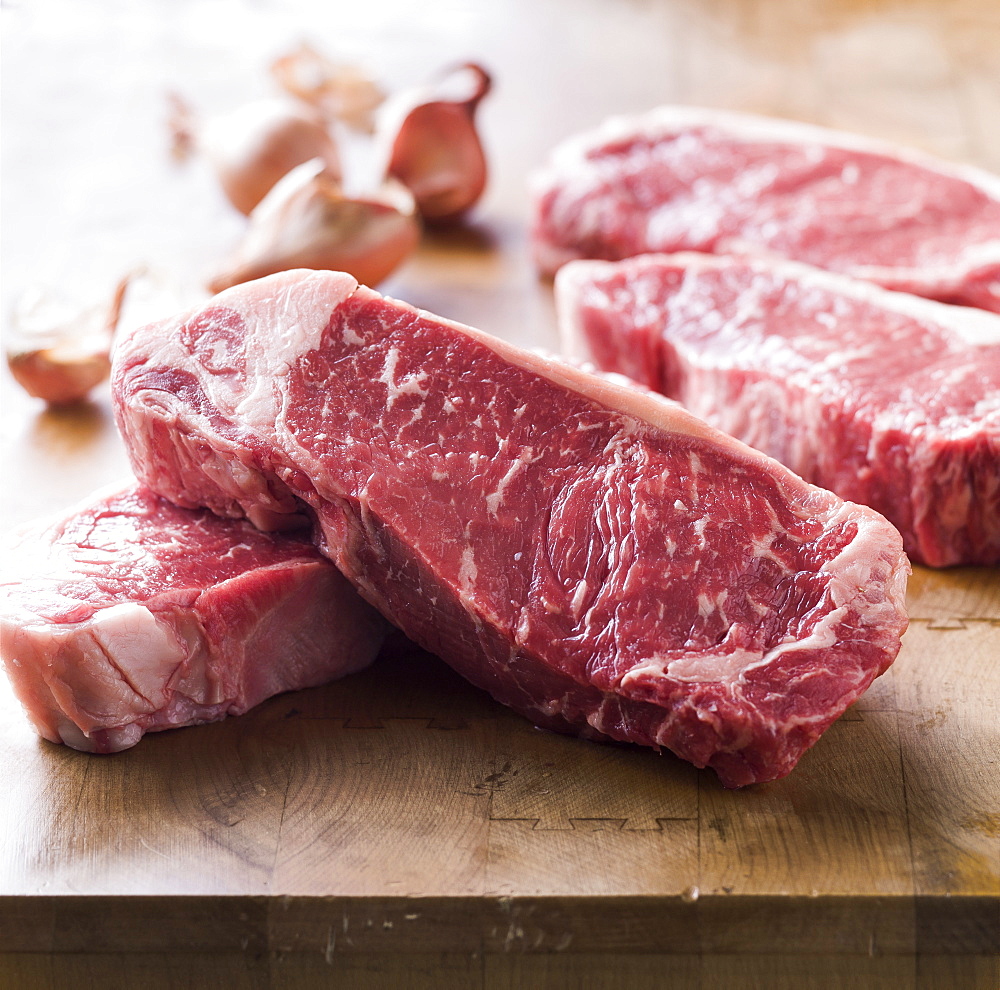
112;270;910;787
531;106;1000;313
556;252;1000;567
0;483;389;752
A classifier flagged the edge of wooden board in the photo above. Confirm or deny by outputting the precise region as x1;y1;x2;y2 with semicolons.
1;894;997;956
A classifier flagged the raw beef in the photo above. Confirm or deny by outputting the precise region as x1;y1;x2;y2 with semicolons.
0;483;389;752
112;269;909;787
531;106;1000;313
555;252;1000;567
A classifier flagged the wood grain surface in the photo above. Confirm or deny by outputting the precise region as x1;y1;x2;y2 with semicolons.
1;0;998;987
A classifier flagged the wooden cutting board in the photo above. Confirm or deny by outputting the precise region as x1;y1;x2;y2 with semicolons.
1;570;997;988
1;1;998;987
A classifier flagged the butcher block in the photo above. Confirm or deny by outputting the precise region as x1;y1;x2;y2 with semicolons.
1;0;998;987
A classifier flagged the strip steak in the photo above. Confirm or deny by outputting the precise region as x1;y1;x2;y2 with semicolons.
556;252;1000;567
0;483;389;752
112;270;909;786
531;106;1000;313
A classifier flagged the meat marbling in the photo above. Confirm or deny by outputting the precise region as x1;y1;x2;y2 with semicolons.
556;252;1000;567
112;269;909;786
531;106;1000;313
0;483;389;752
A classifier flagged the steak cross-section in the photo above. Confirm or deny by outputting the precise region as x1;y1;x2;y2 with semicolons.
531;106;1000;313
556;252;1000;567
0;483;389;752
112;270;910;786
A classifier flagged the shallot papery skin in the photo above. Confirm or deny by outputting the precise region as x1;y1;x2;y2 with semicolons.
208;159;420;293
201;98;342;216
380;63;492;223
6;275;133;406
166;91;196;162
271;42;385;133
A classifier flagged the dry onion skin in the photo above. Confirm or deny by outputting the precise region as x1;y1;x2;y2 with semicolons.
166;91;197;163
271;43;386;133
208;158;420;294
199;98;342;216
7;273;134;406
379;62;492;224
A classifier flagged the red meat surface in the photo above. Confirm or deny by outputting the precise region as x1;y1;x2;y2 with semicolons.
556;252;1000;567
0;484;389;751
532;106;1000;313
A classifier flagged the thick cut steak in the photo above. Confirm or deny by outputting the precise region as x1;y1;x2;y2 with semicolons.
0;484;389;752
112;270;909;787
556;253;1000;567
531;106;1000;313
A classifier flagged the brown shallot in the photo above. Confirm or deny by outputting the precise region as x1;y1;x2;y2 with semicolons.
7;274;133;406
208;159;420;294
378;62;492;224
200;98;342;216
271;42;385;133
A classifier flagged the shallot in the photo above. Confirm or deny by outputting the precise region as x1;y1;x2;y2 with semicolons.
378;62;492;223
199;98;341;215
7;274;133;406
271;43;385;132
208;159;420;293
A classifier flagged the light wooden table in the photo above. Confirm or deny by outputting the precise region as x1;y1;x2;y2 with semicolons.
2;1;998;987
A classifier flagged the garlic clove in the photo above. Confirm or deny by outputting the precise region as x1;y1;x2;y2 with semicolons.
201;98;342;216
271;43;385;133
6;273;135;406
378;62;492;224
207;159;420;294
